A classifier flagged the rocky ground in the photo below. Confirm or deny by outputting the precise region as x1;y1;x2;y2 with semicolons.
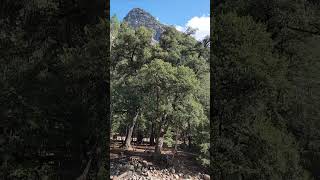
110;141;210;180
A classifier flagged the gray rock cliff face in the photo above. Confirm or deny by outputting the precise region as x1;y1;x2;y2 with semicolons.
123;8;166;41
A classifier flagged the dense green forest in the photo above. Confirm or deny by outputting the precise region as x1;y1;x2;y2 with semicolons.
110;16;210;166
0;0;108;179
212;0;320;179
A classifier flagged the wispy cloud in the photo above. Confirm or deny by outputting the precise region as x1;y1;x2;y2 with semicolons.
175;15;210;41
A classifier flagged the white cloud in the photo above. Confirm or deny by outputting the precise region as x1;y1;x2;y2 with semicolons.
175;15;210;41
175;25;186;32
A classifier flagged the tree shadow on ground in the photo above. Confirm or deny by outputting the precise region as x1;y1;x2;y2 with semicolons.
110;140;207;173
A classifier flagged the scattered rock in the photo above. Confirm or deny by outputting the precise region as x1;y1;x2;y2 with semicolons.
111;152;205;180
128;165;135;171
203;174;210;180
142;168;148;173
117;171;129;179
138;163;143;168
142;160;149;167
184;174;191;179
136;167;142;174
170;168;176;174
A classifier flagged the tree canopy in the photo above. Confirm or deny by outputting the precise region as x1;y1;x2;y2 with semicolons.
111;16;210;167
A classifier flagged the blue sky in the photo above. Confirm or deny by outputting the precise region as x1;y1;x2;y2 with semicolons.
110;0;210;40
110;0;210;25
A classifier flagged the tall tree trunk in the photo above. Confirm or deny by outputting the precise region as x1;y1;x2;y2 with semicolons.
76;158;92;180
150;122;155;146
137;131;143;144
188;122;192;149
188;136;192;149
124;110;140;150
183;131;186;145
123;126;129;143
155;126;166;155
174;129;179;151
155;114;168;155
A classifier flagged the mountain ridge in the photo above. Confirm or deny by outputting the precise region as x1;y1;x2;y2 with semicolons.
123;8;167;41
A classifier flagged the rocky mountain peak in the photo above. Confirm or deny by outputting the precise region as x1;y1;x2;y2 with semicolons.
124;8;166;41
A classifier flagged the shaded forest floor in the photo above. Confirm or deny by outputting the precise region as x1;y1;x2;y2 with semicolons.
110;140;210;180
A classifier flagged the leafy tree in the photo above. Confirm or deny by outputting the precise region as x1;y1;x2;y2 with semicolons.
211;12;307;179
111;19;209;168
135;59;203;155
111;22;153;149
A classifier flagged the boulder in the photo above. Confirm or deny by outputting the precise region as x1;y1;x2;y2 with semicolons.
202;174;210;180
170;168;176;174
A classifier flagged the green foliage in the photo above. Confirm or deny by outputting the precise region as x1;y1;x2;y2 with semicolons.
1;1;108;179
111;20;209;165
164;128;175;148
212;1;320;179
